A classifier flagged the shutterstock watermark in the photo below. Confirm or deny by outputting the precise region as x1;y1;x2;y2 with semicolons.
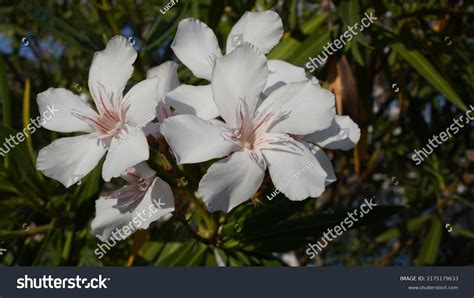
305;197;378;259
0;105;58;157
411;104;474;165
94;196;165;259
266;162;314;201
305;11;377;72
17;274;109;289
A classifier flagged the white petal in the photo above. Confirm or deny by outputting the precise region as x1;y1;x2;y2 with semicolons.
212;42;268;127
136;176;175;228
120;161;155;183
102;125;149;181
226;11;283;54
146;61;180;102
264;60;308;95
260;135;327;201
209;119;227;127
91;193;136;242
165;84;219;120
258;80;335;135
37;134;106;188
198;150;265;212
132;161;156;179
37;88;97;133
171;18;222;80
160;114;239;164
156;101;173;123
123;77;159;126
88;36;137;108
143;121;161;138
309;143;336;186
304;115;360;150
91;177;174;241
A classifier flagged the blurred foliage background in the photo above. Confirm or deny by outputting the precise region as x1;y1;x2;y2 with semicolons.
0;0;473;266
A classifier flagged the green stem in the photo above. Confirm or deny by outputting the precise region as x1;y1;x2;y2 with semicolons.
0;223;52;240
174;214;214;245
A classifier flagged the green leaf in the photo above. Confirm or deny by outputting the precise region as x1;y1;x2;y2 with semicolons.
0;180;20;195
239;206;403;252
183;243;208;266
191;0;200;18
143;2;189;52
0;55;11;128
391;41;466;111
416;216;442;265
76;162;103;207
286;28;331;65
376;214;430;242
139;241;165;262
350;41;365;66
27;11;96;51
78;241;104;266
0;126;34;176
223;193;306;237
267;37;301;61
156;240;195;266
339;0;370;47
301;13;327;34
340;0;360;28
208;0;226;30
451;224;474;239
205;248;218;266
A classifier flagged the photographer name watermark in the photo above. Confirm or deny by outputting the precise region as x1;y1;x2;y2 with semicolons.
103;113;155;152
266;162;315;201
160;0;178;15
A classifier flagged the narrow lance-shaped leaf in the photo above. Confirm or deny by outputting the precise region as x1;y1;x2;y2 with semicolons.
416;216;442;265
391;41;466;111
22;78;37;165
0;55;11;128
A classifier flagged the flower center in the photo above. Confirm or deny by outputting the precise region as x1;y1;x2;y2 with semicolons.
72;88;128;140
137;177;152;191
223;98;289;150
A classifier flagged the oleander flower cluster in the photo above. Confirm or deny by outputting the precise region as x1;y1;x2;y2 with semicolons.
35;10;360;242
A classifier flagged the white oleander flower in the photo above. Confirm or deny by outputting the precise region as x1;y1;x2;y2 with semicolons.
160;43;336;212
36;36;162;187
142;61;180;138
164;10;309;118
91;162;174;241
302;115;361;186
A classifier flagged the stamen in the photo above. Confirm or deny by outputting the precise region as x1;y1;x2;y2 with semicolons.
258;107;291;134
233;129;241;140
107;92;121;122
247;112;272;139
220;131;239;142
253;138;271;148
71;111;111;132
249;150;266;170
238;98;249;131
100;95;117;121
